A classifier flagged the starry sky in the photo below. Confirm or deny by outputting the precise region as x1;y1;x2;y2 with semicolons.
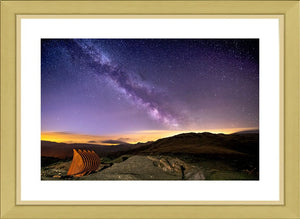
41;39;259;144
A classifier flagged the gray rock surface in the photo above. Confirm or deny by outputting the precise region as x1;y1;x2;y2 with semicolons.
79;155;207;180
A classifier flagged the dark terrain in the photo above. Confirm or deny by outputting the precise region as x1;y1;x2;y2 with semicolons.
41;132;259;180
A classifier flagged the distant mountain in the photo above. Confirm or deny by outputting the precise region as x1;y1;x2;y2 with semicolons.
234;129;259;134
41;132;259;159
41;141;149;159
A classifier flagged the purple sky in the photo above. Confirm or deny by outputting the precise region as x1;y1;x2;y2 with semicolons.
41;39;259;139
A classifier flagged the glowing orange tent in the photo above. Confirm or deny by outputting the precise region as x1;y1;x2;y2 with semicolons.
67;149;101;177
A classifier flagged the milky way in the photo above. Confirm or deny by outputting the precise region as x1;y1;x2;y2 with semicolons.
41;39;259;135
71;39;179;128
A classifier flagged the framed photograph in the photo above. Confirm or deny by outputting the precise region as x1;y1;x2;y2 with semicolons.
1;1;299;219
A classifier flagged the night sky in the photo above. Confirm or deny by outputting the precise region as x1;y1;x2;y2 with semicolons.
41;39;259;144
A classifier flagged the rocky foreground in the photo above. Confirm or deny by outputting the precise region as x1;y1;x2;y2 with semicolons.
41;155;257;180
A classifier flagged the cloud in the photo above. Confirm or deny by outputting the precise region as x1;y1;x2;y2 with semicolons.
101;140;128;145
87;140;103;144
118;137;131;142
49;131;74;135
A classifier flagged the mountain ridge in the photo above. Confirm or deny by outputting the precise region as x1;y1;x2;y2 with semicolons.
42;131;258;159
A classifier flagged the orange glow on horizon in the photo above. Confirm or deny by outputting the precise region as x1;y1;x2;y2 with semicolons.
41;127;258;145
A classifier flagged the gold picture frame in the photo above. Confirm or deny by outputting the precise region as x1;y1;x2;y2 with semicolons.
1;1;299;218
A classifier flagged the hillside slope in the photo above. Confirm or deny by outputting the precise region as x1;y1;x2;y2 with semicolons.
128;132;259;157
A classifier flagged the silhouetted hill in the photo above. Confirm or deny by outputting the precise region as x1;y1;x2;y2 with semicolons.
127;132;259;157
42;132;259;159
234;129;259;134
41;141;149;159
